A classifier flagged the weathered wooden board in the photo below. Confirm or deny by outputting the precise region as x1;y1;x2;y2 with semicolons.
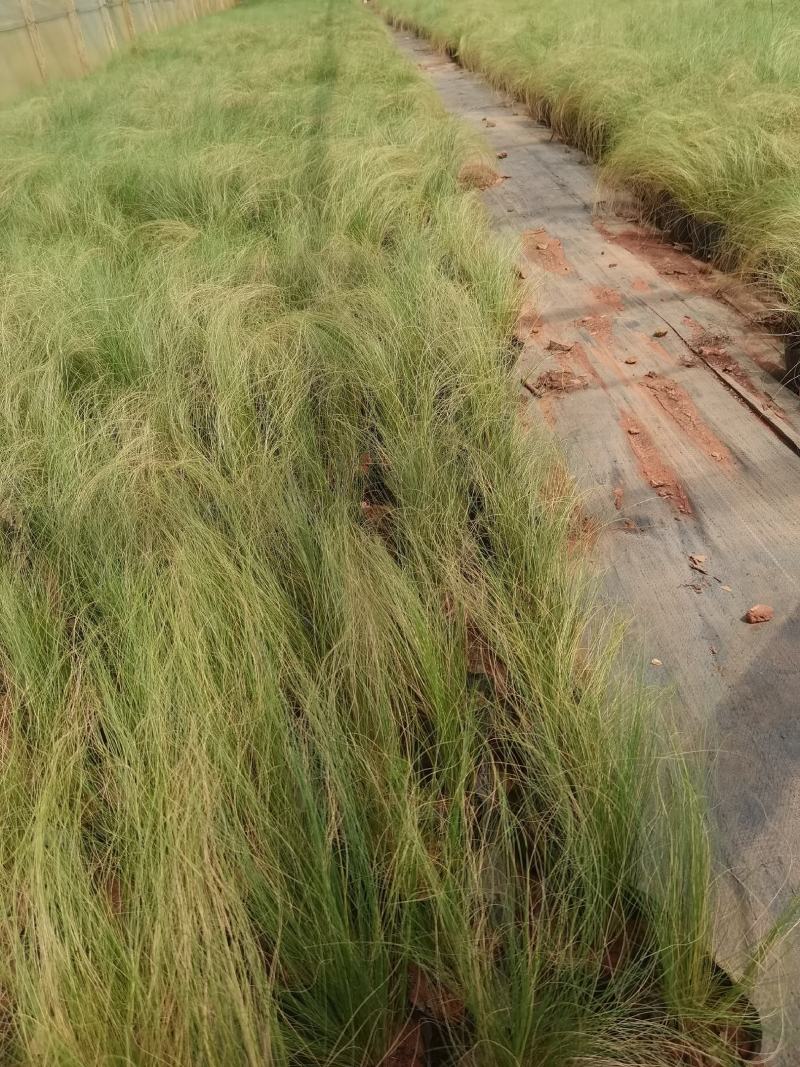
389;26;800;1059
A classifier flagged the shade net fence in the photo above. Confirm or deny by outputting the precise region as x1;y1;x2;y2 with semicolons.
0;0;236;101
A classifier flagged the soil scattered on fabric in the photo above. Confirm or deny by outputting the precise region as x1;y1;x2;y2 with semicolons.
639;372;734;467
595;222;716;292
522;228;571;273
591;285;624;313
579;313;613;344
683;317;786;417
526;369;587;396
620;415;693;514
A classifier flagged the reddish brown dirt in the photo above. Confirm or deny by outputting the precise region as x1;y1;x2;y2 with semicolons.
632;278;651;293
613;486;624;510
591;285;624;313
522;228;571;274
682;316;786;418
620;415;693;515
528;335;604;391
681;317;729;351
598;221;790;389
595;222;715;293
639;373;734;468
576;287;623;346
578;313;613;345
526;369;587;397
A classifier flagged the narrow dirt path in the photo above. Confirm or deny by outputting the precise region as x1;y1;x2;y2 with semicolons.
387;24;800;1059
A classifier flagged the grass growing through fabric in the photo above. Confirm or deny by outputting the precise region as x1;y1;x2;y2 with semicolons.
0;0;759;1062
380;0;800;328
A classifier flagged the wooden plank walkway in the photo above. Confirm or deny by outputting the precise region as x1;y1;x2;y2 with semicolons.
388;25;800;1059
